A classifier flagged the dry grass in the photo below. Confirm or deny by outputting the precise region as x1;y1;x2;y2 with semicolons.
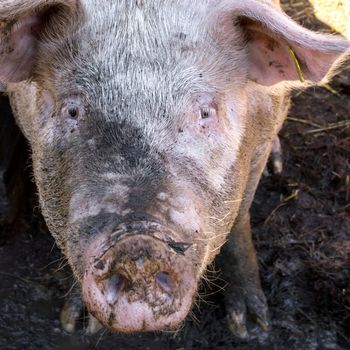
281;0;350;38
309;0;350;38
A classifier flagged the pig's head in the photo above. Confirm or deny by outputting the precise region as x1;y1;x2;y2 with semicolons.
0;0;348;332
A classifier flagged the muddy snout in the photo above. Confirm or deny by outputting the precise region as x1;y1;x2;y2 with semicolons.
82;235;196;332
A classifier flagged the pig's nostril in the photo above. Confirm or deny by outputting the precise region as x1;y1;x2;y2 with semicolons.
106;273;125;304
94;260;105;271
110;273;125;292
155;271;173;292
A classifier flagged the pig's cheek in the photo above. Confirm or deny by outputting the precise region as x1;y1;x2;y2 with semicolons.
177;117;223;170
39;118;79;145
34;92;56;144
59;118;80;140
188;115;221;138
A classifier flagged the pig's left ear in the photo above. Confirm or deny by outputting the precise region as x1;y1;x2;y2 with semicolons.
223;0;350;86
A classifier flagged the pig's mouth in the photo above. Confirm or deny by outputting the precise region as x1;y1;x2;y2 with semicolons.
93;221;193;260
82;227;198;333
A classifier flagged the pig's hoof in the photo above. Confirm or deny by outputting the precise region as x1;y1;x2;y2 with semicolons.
60;294;102;334
86;315;103;334
60;293;83;333
264;150;283;176
270;153;283;175
225;288;269;339
268;136;283;175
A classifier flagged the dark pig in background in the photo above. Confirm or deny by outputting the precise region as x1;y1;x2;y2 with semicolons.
0;0;349;338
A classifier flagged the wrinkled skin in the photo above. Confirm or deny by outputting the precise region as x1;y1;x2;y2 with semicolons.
0;0;349;337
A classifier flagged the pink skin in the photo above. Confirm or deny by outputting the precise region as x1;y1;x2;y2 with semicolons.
0;15;39;82
82;230;197;332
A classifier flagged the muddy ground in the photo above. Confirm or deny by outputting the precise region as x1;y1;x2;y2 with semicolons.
0;2;349;350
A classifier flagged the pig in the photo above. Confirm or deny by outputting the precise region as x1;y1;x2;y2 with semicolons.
0;0;349;338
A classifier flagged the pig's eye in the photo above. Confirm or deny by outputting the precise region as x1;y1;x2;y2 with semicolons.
68;107;79;119
60;97;83;120
200;107;216;119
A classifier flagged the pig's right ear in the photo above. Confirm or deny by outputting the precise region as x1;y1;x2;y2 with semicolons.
0;0;82;85
219;0;350;86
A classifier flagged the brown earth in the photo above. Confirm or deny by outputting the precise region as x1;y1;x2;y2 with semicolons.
0;1;349;349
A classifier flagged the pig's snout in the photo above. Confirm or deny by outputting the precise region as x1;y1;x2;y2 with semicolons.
82;235;196;332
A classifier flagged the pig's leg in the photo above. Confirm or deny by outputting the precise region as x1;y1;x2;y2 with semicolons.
220;214;268;339
60;284;102;334
263;136;283;176
86;315;103;335
60;288;84;333
220;138;278;338
270;136;283;174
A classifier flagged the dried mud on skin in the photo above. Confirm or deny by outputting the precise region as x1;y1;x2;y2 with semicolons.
0;1;349;349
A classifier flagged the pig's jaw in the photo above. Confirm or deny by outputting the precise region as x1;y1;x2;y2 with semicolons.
82;234;197;333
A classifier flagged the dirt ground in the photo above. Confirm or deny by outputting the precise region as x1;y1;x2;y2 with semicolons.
0;1;349;349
